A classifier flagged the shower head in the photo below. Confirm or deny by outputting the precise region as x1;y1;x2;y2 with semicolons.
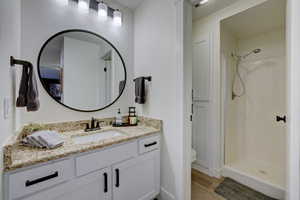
242;48;262;59
253;49;261;54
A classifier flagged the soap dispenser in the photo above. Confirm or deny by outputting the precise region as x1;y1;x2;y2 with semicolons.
115;109;123;125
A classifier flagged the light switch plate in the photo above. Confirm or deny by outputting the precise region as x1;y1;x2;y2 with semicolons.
3;97;10;119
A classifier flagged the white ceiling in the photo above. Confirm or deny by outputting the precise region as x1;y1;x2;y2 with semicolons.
114;0;240;15
221;0;286;39
113;0;144;9
193;0;240;20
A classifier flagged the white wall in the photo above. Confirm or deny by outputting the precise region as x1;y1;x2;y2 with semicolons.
0;0;21;198
193;0;268;177
286;0;300;199
134;0;185;199
183;1;193;200
20;0;134;124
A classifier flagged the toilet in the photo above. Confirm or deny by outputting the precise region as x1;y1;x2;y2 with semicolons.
191;148;197;163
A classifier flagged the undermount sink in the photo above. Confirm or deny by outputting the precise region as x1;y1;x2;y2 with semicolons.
73;130;124;145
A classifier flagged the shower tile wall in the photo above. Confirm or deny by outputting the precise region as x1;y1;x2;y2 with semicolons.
237;29;286;168
221;26;240;165
223;27;286;187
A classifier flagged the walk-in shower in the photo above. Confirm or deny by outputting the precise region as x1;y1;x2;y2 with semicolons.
221;0;286;199
231;48;262;100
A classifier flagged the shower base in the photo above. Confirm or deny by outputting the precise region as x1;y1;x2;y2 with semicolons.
222;160;285;199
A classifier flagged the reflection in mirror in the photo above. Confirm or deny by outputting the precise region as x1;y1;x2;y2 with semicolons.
38;30;126;112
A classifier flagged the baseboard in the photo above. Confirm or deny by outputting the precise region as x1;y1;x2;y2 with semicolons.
210;168;222;178
192;163;210;175
158;187;175;200
222;166;285;199
192;164;222;179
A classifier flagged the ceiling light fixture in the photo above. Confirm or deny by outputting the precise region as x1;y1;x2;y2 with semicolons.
200;0;209;4
78;0;90;12
98;1;108;19
56;0;68;6
192;0;209;7
113;9;122;26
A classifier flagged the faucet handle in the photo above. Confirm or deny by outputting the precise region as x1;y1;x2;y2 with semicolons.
96;121;105;128
83;123;90;131
91;117;96;129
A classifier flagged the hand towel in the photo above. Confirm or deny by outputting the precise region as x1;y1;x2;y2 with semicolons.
16;61;40;111
26;63;40;112
16;66;29;107
134;77;146;104
119;80;126;95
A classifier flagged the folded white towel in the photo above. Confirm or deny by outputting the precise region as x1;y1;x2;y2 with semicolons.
22;130;64;149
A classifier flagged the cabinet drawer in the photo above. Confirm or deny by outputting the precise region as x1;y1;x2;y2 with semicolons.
76;141;137;176
8;159;73;200
139;135;160;154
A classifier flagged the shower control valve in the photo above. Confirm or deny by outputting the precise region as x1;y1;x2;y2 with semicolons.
276;115;286;123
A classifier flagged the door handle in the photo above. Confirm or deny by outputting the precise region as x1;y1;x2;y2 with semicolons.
103;173;108;193
115;169;120;188
276;115;286;123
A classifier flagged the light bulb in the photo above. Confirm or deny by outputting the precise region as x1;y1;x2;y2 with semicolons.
200;0;209;4
98;1;108;20
78;0;89;13
56;0;68;6
113;9;122;26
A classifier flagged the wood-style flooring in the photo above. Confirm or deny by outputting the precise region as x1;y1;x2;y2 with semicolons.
191;169;225;200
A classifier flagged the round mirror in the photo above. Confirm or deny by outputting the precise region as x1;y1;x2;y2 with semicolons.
38;30;126;112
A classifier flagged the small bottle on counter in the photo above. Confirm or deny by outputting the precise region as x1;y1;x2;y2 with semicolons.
128;107;138;125
115;108;123;125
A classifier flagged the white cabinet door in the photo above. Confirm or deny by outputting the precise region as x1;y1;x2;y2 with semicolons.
22;168;111;200
192;103;210;169
193;36;211;101
112;151;160;200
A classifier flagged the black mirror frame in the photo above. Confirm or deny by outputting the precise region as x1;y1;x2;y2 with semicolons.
37;29;127;112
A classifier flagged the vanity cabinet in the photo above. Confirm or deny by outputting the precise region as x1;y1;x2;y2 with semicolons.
20;168;112;200
5;134;160;200
113;150;160;200
56;168;112;200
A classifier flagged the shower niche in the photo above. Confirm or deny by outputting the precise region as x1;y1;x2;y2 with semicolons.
220;0;287;199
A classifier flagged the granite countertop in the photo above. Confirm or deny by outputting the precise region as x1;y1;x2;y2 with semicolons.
3;117;162;172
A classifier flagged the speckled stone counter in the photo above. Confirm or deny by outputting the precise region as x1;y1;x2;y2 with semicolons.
3;117;162;172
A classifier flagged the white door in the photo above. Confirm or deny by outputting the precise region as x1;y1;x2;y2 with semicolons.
192;35;211;172
112;151;160;200
192;38;210;102
22;168;112;200
192;103;209;169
